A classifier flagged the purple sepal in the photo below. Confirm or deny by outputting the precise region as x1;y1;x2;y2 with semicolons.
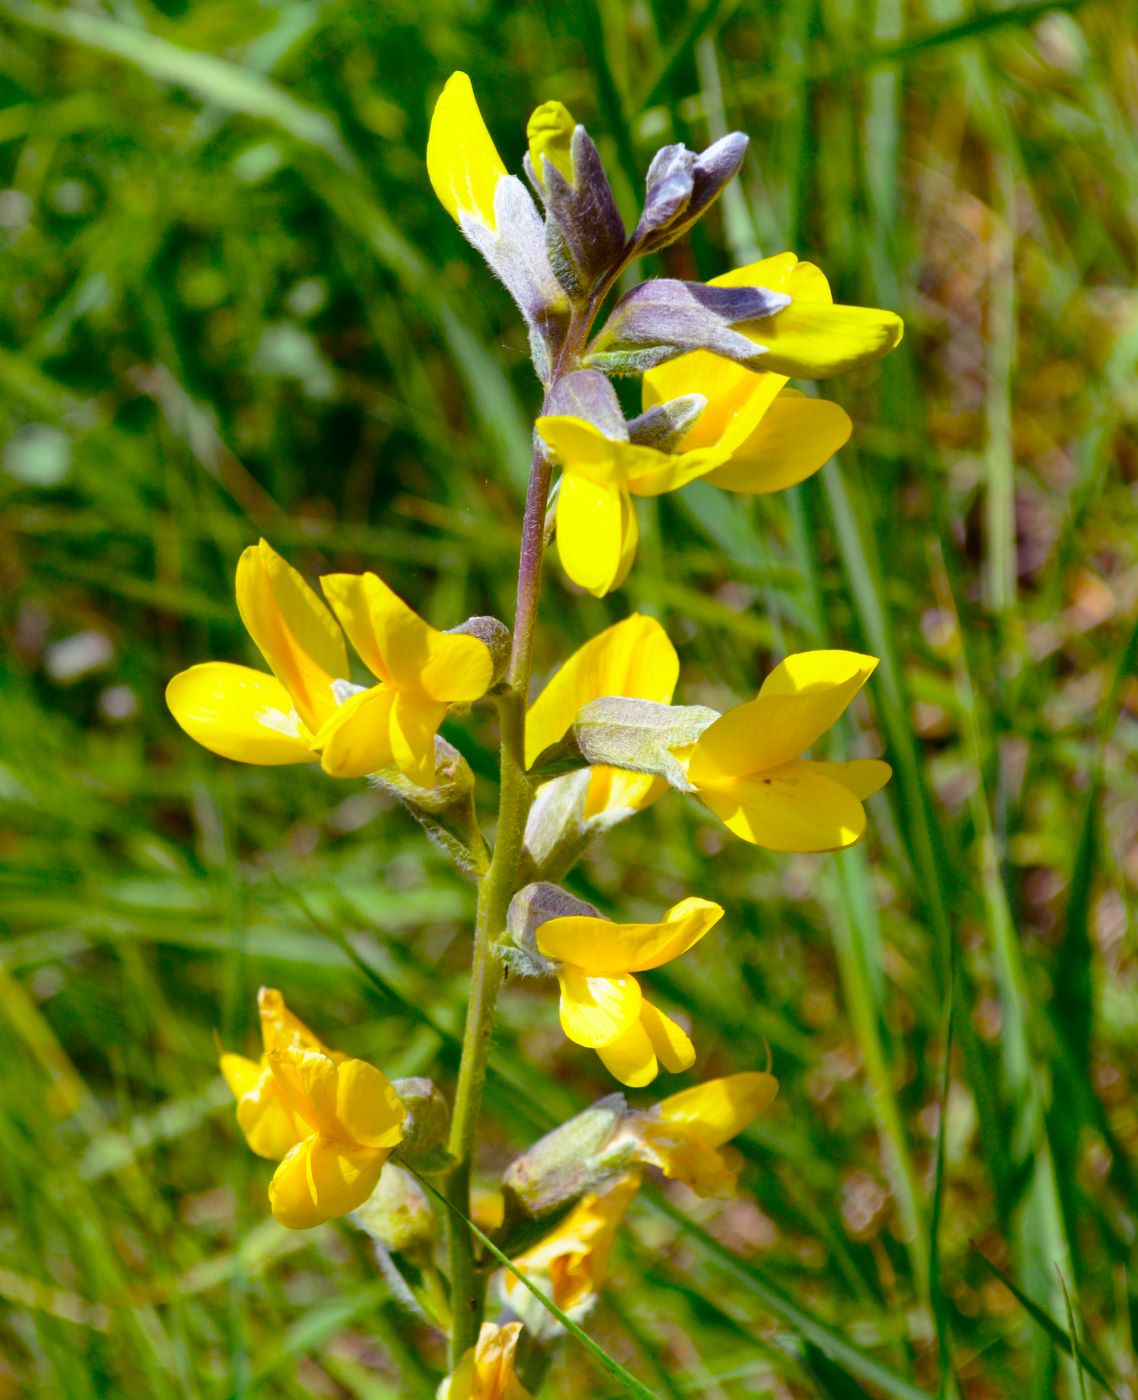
531;127;626;298
626;393;708;452
545;370;628;440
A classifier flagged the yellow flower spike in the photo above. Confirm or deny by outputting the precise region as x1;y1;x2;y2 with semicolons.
527;100;576;187
630;1072;779;1198
438;1322;532;1400
537;415;729;597
167;539;350;767
265;1045;405;1229
317;571;494;785
220;987;342;1162
428;71;508;230
536;897;723;1086
685;650;892;852
717;251;904;379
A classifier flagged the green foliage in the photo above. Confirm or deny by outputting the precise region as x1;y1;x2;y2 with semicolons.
2;0;1138;1395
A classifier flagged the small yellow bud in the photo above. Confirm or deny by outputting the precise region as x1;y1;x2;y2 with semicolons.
527;101;577;187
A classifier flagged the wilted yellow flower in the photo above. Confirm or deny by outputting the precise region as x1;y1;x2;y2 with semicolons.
427;71;508;230
628;1072;778;1198
536;898;722;1086
317;570;494;786
536;416;729;596
438;1322;532;1400
683;650;891;852
220;987;342;1161
503;1173;639;1317
220;988;406;1229
265;1046;406;1229
727;251;904;378
527;614;678;821
166;540;492;787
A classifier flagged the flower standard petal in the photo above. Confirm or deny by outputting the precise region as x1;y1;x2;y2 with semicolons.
526;615;679;769
266;1047;343;1137
427;71;507;229
703;392;852;494
235;541;346;732
697;762;868;852
319;572;492;702
537;898;721;976
166;663;315;765
554;965;641;1048
554;472;635;598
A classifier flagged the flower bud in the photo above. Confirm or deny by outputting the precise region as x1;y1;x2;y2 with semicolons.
391;1077;451;1171
527;101;576;187
448;616;512;688
501;1094;629;1226
370;739;488;877
633;132;749;253
353;1163;436;1263
571;696;719;789
544;370;627;442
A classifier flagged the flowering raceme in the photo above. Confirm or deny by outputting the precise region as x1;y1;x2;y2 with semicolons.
166;539;494;786
535;897;723;1086
221;988;405;1229
680;650;892;852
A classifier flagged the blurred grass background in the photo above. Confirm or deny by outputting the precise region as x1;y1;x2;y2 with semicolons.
2;0;1138;1395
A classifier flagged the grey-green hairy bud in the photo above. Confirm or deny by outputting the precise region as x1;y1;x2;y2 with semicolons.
501;1094;629;1228
391;1077;451;1172
572;697;720;790
370;738;487;878
353;1164;435;1262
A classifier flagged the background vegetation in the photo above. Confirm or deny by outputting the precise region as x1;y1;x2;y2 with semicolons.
2;0;1138;1394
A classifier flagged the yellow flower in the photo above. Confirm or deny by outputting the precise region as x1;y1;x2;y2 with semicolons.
503;1173;639;1317
317;570;494;786
628;1072;779;1199
265;1046;406;1230
536;898;723;1087
166;540;492;787
427;71;508;230
527;100;576;187
683;650;891;852
438;1322;532;1400
220;987;342;1161
527;614;678;822
536;416;729;596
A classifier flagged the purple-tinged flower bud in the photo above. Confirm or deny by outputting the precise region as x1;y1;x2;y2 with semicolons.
586;279;790;374
544;370;627;441
526;124;626;301
626;393;708;452
633;133;749;253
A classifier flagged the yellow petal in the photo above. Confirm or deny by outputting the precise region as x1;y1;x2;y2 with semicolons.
234;1067;309;1161
528;100;576;186
583;768;668;820
710;252;804;296
640;999;695;1074
257;987;332;1056
653;1071;779;1148
220;1052;261;1101
166;662;316;766
596;1019;657;1087
696;761;868;852
266;1046;341;1137
389;691;447;788
555;965;641;1048
554;472;637;598
526;614;679;769
641;352;786;455
319;572;492;702
268;1134;387;1229
235;541;347;732
703;391;851;494
427;71;507;229
688;651;878;784
537;416;626;488
537;897;722;975
316;685;395;779
333;1059;405;1150
812;758;892;800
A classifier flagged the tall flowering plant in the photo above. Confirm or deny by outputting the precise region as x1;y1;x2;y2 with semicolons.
168;72;900;1390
